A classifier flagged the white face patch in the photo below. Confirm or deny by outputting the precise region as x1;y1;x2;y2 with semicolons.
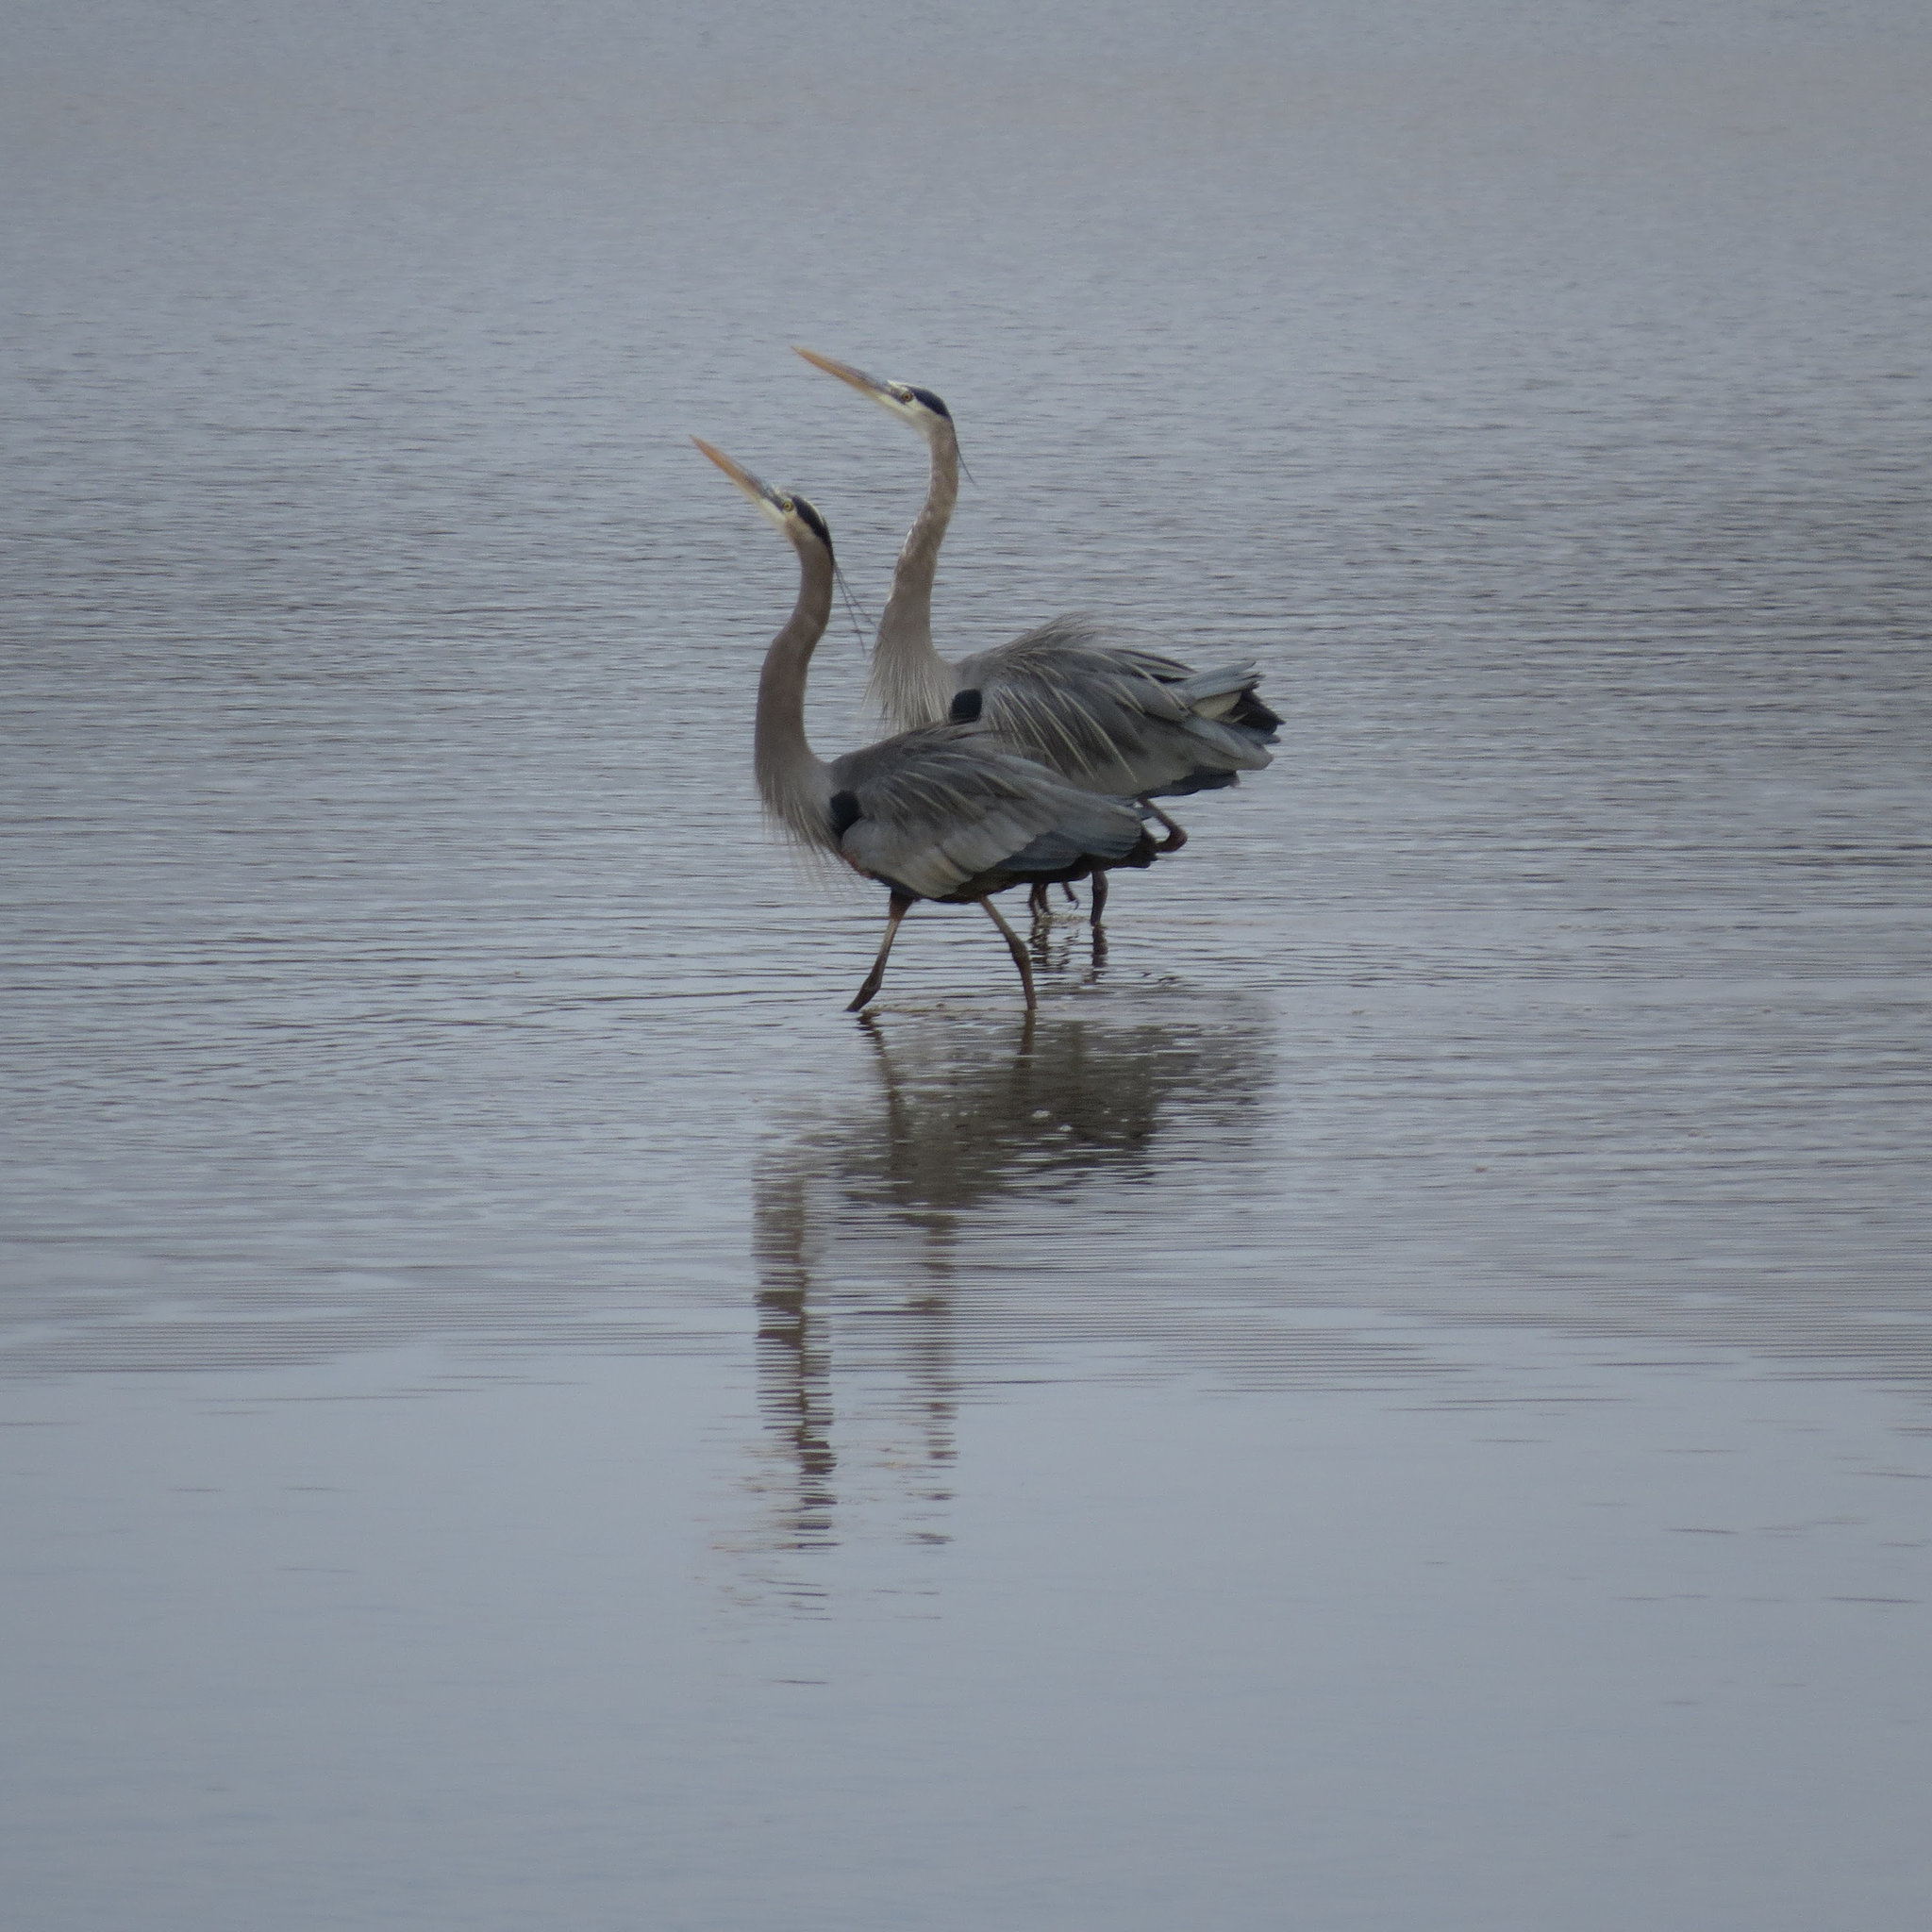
876;384;944;437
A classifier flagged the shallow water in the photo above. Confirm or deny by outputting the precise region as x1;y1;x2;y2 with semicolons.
5;3;1931;1926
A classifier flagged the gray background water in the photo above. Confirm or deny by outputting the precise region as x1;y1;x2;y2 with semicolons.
4;3;1929;1927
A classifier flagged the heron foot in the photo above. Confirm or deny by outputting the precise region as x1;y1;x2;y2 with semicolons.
1140;800;1189;853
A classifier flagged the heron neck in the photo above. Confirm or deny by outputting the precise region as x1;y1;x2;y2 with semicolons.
869;424;960;729
754;537;837;850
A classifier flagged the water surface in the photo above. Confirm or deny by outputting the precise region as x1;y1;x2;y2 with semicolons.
4;3;1930;1926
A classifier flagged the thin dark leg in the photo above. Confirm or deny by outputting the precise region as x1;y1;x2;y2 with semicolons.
1028;883;1050;919
1089;868;1109;928
979;896;1037;1011
1060;883;1078;903
1140;799;1189;852
847;892;914;1012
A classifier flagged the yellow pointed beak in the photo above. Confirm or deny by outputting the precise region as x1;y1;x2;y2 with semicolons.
691;437;782;509
792;345;895;401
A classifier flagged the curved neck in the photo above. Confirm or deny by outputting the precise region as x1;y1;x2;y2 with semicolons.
868;423;960;728
754;535;837;849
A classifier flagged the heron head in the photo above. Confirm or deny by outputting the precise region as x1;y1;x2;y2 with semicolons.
691;438;833;558
793;346;955;439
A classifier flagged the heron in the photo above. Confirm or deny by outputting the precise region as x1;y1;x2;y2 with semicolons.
792;348;1282;922
693;438;1161;1013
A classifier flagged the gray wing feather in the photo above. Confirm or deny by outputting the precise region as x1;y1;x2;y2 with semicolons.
956;613;1277;799
1170;662;1268;712
831;725;1146;901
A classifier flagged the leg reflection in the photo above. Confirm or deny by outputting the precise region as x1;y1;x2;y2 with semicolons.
752;1168;837;1548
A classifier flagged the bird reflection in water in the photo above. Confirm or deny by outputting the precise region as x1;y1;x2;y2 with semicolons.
742;997;1271;1592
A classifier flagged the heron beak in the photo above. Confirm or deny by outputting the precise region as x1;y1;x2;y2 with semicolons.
691;438;789;521
792;345;897;405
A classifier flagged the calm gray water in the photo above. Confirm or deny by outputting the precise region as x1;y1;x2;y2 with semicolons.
5;4;1930;1926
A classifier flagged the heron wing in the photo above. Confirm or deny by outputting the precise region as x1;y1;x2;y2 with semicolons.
830;725;1148;902
957;613;1279;799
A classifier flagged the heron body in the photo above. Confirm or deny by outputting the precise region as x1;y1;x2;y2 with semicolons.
694;439;1158;1011
793;348;1282;809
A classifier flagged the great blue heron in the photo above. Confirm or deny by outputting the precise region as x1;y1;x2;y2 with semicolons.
693;438;1161;1013
792;348;1282;921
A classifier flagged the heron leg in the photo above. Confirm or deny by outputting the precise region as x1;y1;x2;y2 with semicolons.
1028;883;1050;920
846;892;914;1013
1140;800;1189;853
1060;883;1078;903
1089;868;1108;928
979;896;1037;1011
